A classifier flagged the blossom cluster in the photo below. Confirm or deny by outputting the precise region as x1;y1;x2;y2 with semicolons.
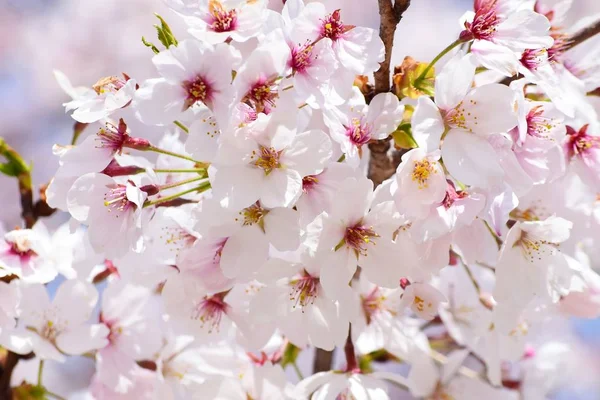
1;0;600;398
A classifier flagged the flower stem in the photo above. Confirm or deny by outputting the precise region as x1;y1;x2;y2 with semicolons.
292;362;304;380
37;359;44;385
159;176;205;191
143;181;211;208
45;390;67;400
153;168;206;174
415;38;464;87
146;146;202;164
173;120;189;134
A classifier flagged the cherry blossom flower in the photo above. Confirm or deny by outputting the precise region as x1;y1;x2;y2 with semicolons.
66;173;148;258
6;280;108;361
399;282;447;321
323;89;403;165
60;72;137;123
210;117;332;210
0;224;57;283
95;281;162;393
134;39;241;126
411;52;518;187
316;177;401;291
564;124;600;191
250;258;350;351
167;0;269;44
461;0;553;74
493;216;573;330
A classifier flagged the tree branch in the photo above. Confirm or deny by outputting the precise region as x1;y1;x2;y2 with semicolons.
368;0;411;187
313;348;335;373
374;0;411;94
565;17;600;51
500;18;600;86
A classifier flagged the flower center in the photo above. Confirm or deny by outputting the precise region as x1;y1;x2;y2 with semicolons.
6;234;36;259
103;185;135;215
345;118;372;146
251;146;281;175
290;42;315;73
548;33;569;63
93;76;126;95
208;0;238;33
96;120;128;153
514;233;559;263
520;49;548;71
183;75;211;110
442;181;466;208
244;79;279;113
525;105;556;139
237;203;268;229
464;1;498;41
342;223;379;257
302;175;319;193
566;124;599;158
444;101;474;132
320;10;345;41
289;270;320;311
412;159;437;189
361;287;393;325
192;294;229;333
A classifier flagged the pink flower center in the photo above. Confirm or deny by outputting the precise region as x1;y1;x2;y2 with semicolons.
103;185;136;215
526;105;556;139
320;10;345;41
290;42;315;73
566;124;599;159
302;175;319;193
342;223;379;257
207;0;238;32
289;270;320;311
96;119;128;153
244;79;279;113
463;0;499;41
193;294;229;333
6;237;37;262
520;49;548;71
183;75;212;110
344;117;372;146
442;180;466;209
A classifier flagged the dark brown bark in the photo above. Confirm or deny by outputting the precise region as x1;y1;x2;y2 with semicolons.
312;348;335;373
368;0;411;187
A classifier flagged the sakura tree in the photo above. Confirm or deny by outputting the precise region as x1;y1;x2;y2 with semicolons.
1;0;600;398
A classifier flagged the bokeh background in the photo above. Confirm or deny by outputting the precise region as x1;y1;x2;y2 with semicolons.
1;0;600;398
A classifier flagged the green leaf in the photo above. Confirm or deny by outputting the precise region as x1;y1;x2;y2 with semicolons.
280;342;301;367
391;123;418;150
0;137;31;186
142;36;160;54
154;14;178;49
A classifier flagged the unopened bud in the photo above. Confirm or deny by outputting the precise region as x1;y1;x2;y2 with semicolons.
102;160;146;177
399;277;410;289
140;184;160;196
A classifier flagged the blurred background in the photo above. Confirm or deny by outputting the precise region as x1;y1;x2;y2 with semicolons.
1;0;600;398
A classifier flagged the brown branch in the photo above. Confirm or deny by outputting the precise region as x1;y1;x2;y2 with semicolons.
565;17;600;51
368;0;411;187
343;326;358;372
374;0;411;94
0;351;19;398
313;348;335;373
